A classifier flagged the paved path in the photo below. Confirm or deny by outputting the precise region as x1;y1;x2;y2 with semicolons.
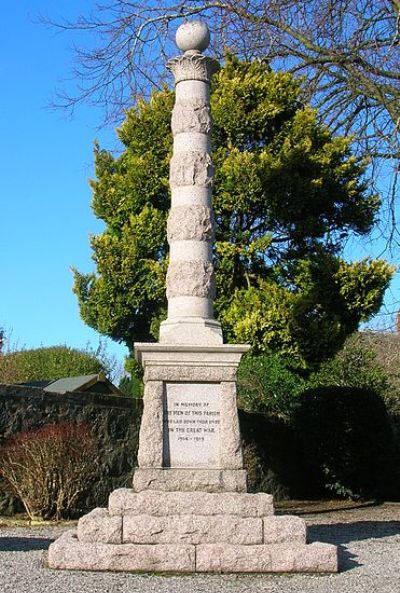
0;504;399;593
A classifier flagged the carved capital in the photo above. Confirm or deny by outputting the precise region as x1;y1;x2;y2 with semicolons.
172;100;212;135
167;205;214;242
166;260;216;299
167;54;220;84
170;151;214;188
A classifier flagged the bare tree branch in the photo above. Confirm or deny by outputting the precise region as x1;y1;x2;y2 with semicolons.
42;0;400;242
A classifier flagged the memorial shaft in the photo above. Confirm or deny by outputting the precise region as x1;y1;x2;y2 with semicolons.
159;40;223;346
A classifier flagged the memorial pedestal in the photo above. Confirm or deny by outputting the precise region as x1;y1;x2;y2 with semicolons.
47;343;338;573
134;344;249;484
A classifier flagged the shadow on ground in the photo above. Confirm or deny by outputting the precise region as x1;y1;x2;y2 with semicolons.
0;537;54;552
308;521;400;545
308;521;400;572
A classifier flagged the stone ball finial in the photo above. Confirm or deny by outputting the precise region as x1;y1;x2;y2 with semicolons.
175;21;210;53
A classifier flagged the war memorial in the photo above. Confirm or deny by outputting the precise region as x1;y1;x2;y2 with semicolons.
48;20;338;574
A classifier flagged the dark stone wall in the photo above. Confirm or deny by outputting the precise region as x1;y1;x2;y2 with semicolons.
0;384;293;515
0;384;143;515
3;383;394;512
0;383;298;513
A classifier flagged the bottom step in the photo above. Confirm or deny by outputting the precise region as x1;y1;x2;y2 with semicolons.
48;530;338;573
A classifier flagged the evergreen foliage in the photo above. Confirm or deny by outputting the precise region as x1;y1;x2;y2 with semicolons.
237;353;305;418
0;345;108;385
308;333;390;395
238;333;392;417
73;57;394;367
294;386;395;499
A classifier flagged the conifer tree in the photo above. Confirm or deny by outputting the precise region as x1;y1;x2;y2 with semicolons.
73;58;394;368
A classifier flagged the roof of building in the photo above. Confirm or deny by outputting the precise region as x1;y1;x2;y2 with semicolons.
19;380;52;389
19;372;123;396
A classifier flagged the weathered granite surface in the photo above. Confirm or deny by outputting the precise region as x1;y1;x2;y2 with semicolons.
167;205;214;242
263;515;306;544
144;365;237;382
78;508;122;544
132;468;248;493
51;491;337;572
219;382;243;469
108;489;274;517
160;19;221;345
123;514;263;545
169;151;214;188
48;528;338;573
166;260;215;298
195;542;338;573
134;346;249;476
171;101;212;134
175;21;210;54
48;530;196;572
167;53;219;84
158;319;224;346
136;381;163;468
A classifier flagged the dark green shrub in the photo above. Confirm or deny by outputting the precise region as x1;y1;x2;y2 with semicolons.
308;333;390;396
293;386;395;499
237;353;305;418
119;358;144;398
239;409;303;499
356;331;400;398
0;344;113;385
118;375;144;398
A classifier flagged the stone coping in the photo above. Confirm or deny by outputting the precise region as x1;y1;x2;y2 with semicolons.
134;343;250;367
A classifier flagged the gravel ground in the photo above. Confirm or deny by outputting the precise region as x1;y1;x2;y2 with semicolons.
0;504;399;593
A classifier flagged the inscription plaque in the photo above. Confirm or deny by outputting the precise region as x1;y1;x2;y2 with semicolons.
163;382;221;467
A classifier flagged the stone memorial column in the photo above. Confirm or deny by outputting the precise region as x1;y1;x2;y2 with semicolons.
47;20;338;575
159;21;223;347
133;21;248;493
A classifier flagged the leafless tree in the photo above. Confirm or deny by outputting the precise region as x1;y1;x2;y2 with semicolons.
44;1;400;241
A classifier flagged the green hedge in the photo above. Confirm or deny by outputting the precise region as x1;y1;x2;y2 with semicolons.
293;386;397;499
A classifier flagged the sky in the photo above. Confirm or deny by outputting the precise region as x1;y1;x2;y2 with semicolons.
1;2;128;365
1;2;399;374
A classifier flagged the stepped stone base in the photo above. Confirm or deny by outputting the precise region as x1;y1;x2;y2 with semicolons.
133;468;247;493
48;530;337;573
47;488;338;573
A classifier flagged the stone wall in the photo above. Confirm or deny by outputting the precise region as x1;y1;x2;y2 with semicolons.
0;384;142;515
3;384;391;513
0;383;296;517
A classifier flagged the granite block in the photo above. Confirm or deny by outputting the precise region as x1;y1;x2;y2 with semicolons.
132;468;247;493
48;530;196;572
109;488;274;517
263;515;306;544
77;507;122;544
123;514;263;545
195;542;338;573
